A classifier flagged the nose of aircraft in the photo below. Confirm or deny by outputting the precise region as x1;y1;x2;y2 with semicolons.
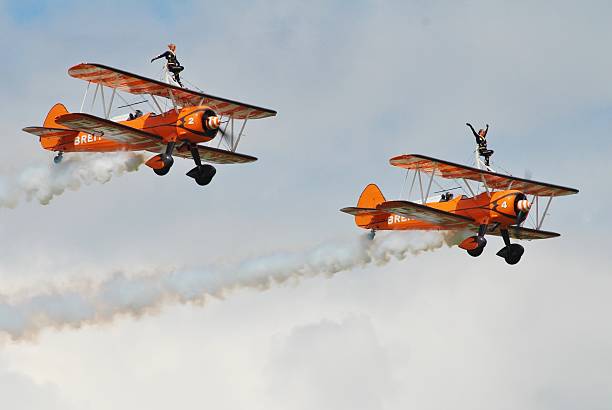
205;116;221;130
516;198;531;212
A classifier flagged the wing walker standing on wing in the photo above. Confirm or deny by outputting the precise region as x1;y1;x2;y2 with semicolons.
151;43;185;87
341;125;578;265
23;55;276;187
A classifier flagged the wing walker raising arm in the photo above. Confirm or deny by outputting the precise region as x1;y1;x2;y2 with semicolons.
466;122;494;167
151;43;184;87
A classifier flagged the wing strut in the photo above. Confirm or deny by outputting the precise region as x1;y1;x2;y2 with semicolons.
535;195;554;230
79;81;91;113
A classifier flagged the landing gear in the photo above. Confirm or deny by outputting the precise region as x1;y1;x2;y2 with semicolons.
185;144;216;186
466;224;488;257
53;152;63;164
496;229;524;265
153;142;176;176
367;229;376;240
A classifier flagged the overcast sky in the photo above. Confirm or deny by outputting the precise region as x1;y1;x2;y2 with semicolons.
0;0;611;409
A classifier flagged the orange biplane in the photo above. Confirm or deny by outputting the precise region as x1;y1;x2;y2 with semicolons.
341;153;578;264
23;63;276;186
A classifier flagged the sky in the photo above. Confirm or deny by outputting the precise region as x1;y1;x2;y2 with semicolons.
0;0;611;409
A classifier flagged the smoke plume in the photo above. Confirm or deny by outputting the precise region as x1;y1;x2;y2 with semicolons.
0;152;144;207
0;231;462;341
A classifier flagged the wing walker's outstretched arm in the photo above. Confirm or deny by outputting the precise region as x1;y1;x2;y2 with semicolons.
151;51;171;63
466;122;480;142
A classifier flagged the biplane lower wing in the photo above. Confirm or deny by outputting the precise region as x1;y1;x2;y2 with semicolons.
379;200;477;228
56;113;256;164
390;154;579;197
22;126;79;139
174;144;257;164
68;63;277;120
56;113;163;150
488;225;560;240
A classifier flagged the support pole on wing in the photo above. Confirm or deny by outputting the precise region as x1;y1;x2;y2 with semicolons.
536;195;554;230
150;94;164;114
80;82;91;113
90;84;100;112
106;88;116;119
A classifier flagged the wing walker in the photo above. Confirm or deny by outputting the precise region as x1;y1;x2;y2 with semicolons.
341;128;578;265
23;61;276;186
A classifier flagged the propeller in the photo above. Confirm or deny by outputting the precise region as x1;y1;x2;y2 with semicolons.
216;120;236;148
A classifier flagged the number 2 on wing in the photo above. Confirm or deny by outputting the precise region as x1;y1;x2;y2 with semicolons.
187;117;195;125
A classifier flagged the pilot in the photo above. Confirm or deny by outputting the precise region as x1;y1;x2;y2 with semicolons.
128;110;143;120
466;122;494;166
151;43;184;87
440;192;454;202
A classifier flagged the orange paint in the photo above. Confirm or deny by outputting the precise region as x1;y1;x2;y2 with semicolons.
35;104;221;154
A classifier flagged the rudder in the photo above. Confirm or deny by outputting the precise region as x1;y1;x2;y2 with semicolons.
355;183;387;227
43;103;70;129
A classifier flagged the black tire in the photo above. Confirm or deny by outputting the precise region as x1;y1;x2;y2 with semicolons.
154;154;174;176
467;246;484;257
154;166;171;176
504;244;524;265
53;155;63;164
195;164;216;186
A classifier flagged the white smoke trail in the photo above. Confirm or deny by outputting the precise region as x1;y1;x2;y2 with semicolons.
0;231;462;341
0;152;144;207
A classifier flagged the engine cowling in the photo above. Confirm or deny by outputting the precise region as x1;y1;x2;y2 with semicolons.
178;108;221;140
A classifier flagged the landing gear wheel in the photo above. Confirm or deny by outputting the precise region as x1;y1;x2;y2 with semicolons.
194;164;216;186
153;154;174;176
503;244;524;265
367;229;376;241
467;246;484;257
53;152;63;164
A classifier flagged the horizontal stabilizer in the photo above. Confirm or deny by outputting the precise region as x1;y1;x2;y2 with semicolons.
340;207;387;217
22;127;79;139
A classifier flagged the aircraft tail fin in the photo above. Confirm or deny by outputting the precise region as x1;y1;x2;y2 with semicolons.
21;103;75;151
340;184;389;228
43;103;70;129
357;183;386;209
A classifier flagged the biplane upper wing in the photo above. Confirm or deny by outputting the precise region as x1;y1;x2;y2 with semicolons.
68;63;277;120
174;144;257;164
22;126;79;139
390;154;579;197
378;200;477;228
56;113;164;151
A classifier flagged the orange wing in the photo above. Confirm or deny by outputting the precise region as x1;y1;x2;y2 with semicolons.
68;63;277;120
174;144;257;164
56;113;164;151
56;113;256;164
378;200;477;228
488;225;560;240
390;154;579;197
